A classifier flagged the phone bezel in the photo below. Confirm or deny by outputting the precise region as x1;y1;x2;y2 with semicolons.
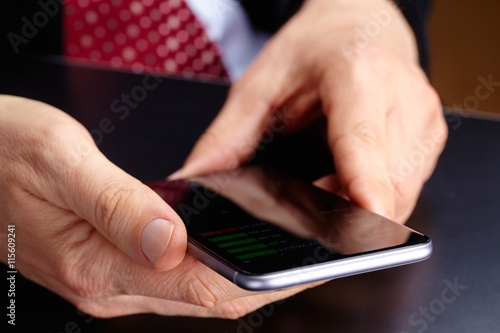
187;237;433;291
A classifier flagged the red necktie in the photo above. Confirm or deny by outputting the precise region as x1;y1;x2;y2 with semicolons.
63;0;229;81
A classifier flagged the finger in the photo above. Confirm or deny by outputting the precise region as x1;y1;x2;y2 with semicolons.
384;73;447;222
20;213;245;313
73;153;187;270
114;251;321;309
321;66;397;220
122;254;258;306
389;110;447;223
25;124;187;270
25;205;321;318
72;279;320;319
170;34;306;179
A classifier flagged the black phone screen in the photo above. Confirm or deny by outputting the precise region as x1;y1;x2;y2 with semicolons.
183;192;332;274
148;171;429;276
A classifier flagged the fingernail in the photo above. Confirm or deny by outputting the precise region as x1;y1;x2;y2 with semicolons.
141;218;174;264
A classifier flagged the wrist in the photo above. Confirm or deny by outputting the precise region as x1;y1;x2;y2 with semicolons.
299;0;419;65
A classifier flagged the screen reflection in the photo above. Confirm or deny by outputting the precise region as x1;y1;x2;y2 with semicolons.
149;166;418;257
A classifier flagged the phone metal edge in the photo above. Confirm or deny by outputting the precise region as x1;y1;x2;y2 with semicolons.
187;241;243;285
187;239;433;291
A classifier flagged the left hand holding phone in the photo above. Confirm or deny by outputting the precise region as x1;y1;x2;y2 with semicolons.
0;95;317;319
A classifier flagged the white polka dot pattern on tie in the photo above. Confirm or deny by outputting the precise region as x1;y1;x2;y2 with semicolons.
63;0;228;80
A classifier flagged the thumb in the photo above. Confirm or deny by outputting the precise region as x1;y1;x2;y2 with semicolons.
53;149;187;271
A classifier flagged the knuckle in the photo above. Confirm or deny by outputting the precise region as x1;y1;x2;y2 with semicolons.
58;261;101;299
40;117;85;148
422;88;448;154
95;182;136;239
350;120;382;148
426;85;442;111
434;117;449;151
331;121;383;166
182;274;221;308
421;84;445;125
56;248;117;300
31;115;95;170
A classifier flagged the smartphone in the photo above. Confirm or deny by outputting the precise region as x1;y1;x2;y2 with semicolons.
148;166;432;291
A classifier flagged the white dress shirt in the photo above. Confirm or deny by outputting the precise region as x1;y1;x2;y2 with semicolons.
185;0;271;81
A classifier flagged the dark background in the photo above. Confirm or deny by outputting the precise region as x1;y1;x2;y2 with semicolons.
1;0;500;331
1;59;499;333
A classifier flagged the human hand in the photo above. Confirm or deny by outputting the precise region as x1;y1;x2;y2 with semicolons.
172;0;447;223
0;95;315;318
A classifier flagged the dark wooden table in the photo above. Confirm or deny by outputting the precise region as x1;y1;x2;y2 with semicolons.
1;59;499;333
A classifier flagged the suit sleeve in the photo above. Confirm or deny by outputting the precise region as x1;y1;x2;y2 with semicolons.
393;0;432;72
